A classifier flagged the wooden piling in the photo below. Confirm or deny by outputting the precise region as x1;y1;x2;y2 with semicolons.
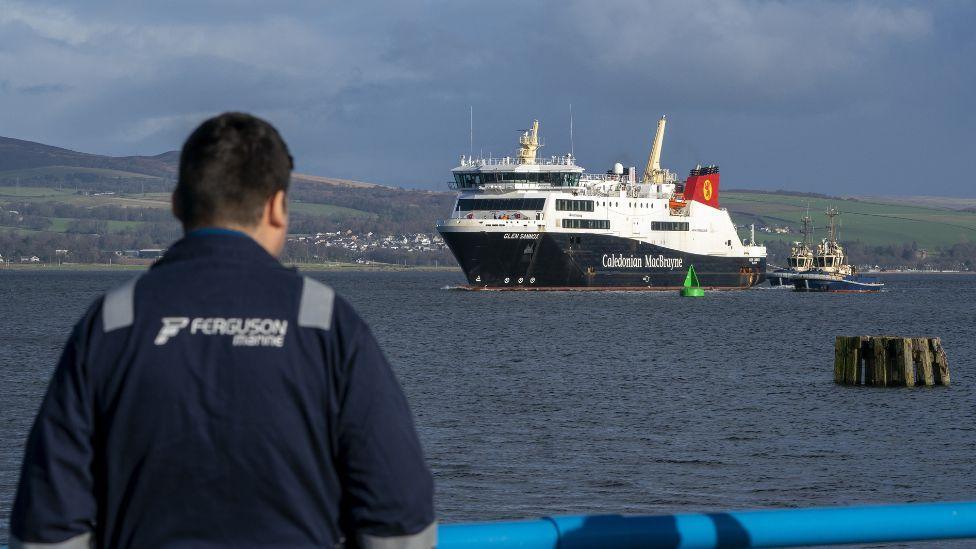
834;336;949;387
871;337;889;387
834;336;863;385
931;338;950;386
912;337;934;386
894;338;914;388
834;338;846;384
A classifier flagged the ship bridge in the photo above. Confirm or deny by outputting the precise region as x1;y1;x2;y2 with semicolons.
451;119;584;192
450;157;584;191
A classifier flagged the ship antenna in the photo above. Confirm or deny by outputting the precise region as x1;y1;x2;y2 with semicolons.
469;105;474;159
570;103;575;158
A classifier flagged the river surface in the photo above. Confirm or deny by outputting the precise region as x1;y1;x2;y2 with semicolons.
2;270;975;545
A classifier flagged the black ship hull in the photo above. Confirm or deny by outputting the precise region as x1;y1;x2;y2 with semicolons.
438;230;765;289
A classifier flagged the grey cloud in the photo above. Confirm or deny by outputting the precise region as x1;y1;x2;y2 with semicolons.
0;0;973;196
17;83;72;95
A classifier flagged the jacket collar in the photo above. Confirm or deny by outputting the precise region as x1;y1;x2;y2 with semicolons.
153;228;285;269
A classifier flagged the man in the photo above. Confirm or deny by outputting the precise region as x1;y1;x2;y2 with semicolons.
10;113;436;548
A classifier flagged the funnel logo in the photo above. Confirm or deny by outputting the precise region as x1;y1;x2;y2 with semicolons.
703;180;713;201
155;317;190;345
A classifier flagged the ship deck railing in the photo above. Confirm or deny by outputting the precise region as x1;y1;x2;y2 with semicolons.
458;156;581;168
449;181;584;192
437;218;542;229
448;182;676;201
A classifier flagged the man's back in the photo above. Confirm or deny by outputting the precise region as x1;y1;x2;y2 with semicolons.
12;231;435;547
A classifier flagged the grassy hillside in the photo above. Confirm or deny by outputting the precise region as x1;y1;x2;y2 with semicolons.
0;166;164;182
0;136;176;178
6;185;976;250
723;191;976;249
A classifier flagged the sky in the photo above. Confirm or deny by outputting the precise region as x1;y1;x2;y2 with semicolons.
0;0;974;195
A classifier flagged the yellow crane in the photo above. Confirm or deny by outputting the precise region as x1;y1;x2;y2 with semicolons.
642;115;667;184
517;120;540;164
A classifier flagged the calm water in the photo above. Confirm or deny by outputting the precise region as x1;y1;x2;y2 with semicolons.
2;270;975;544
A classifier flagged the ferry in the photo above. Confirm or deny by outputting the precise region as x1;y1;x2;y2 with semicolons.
768;213;815;286
792;208;884;292
436;117;767;289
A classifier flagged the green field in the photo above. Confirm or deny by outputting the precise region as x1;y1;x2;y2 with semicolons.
0;186;76;198
0;187;376;220
0;186;171;208
0;186;377;238
723;191;976;249
44;217;145;233
289;201;375;219
0;166;163;180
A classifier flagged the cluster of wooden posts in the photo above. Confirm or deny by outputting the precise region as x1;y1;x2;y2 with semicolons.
835;336;950;387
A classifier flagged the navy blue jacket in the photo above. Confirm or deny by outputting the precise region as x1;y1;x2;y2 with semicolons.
10;231;435;548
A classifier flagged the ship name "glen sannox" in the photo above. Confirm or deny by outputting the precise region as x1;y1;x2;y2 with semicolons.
602;253;684;269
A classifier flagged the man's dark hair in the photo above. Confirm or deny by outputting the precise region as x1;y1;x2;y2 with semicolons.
174;112;294;229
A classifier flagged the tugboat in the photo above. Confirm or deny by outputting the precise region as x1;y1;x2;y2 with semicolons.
792;208;884;292
768;212;815;286
435;117;767;289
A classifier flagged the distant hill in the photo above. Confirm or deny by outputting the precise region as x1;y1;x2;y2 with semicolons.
0;136;391;192
0;136;177;179
0;135;455;243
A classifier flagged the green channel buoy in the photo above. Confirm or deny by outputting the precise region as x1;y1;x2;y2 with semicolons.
680;264;705;297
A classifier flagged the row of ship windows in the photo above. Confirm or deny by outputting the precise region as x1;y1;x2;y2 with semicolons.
562;219;610;229
456;198;547;211
651;221;690;231
559;220;689;231
558;200;656;210
455;199;688;231
555;199;594;212
456;198;661;212
454;173;582;188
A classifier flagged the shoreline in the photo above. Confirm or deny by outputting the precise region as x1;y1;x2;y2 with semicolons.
867;270;976;275
3;263;968;275
0;262;461;273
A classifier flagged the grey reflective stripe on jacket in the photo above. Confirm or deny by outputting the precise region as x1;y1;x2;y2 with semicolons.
359;521;437;549
298;276;335;331
10;533;93;549
102;276;139;332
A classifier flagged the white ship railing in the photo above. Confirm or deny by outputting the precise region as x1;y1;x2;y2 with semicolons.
449;182;583;192
458;156;580;168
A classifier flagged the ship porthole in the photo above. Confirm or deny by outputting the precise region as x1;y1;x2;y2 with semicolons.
504;277;510;283
530;277;536;283
518;277;524;283
475;276;481;282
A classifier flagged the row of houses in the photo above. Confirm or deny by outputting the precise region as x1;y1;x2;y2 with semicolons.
287;231;447;254
0;248;163;264
1;232;447;265
0;253;41;263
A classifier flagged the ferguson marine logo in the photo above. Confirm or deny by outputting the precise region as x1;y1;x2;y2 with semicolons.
154;317;288;347
602;253;683;269
154;317;190;345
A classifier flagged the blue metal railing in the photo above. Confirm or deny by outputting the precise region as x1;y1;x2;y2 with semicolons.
4;501;974;548
438;501;976;548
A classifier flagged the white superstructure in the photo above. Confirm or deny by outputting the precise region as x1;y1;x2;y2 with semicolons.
439;119;765;260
